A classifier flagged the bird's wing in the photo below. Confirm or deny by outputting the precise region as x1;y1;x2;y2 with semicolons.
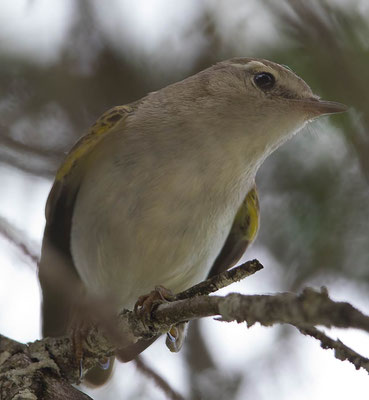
207;185;259;278
39;102;158;386
39;104;135;337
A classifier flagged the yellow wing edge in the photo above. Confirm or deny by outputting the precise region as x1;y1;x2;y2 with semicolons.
240;185;259;243
208;184;259;277
56;105;134;182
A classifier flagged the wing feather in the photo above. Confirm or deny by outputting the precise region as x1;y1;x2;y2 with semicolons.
208;185;259;278
39;104;134;337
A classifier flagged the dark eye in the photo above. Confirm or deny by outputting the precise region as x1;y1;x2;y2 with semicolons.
254;72;275;90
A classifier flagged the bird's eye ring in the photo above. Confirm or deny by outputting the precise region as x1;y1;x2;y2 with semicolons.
253;72;275;90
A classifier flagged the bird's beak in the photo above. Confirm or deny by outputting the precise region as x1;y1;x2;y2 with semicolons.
295;97;348;116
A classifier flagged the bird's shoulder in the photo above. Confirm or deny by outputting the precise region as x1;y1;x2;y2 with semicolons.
56;104;135;182
45;102;139;222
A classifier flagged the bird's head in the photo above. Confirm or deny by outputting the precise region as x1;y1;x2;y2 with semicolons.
140;57;347;168
180;57;348;161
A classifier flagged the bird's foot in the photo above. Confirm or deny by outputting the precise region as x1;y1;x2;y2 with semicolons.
166;321;188;353
69;301;114;385
134;285;187;352
134;285;174;321
70;320;91;382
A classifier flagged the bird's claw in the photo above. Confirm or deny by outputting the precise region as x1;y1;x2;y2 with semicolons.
134;285;174;326
134;286;188;352
166;322;188;353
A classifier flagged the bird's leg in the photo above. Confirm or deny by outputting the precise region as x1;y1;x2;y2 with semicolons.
69;296;115;383
69;312;92;382
70;320;113;385
134;285;188;352
134;285;174;318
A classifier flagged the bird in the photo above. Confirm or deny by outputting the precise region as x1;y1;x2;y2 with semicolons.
38;57;346;386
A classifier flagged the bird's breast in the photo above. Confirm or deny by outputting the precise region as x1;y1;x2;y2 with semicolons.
71;129;255;310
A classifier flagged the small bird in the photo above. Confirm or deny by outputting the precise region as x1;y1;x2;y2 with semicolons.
38;57;346;385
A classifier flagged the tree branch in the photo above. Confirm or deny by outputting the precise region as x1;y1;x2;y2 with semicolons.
1;261;369;399
298;326;369;373
0;215;39;266
133;357;185;400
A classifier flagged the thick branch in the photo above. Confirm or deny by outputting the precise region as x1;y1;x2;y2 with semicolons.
1;264;369;399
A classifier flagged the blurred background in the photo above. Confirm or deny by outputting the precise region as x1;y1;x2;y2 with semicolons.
0;0;368;399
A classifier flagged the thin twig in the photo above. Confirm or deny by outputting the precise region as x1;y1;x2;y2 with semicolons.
298;326;369;373
173;259;263;300
134;356;185;400
0;134;63;160
0;215;39;266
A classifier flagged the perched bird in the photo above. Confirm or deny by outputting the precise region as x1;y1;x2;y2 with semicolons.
38;57;346;385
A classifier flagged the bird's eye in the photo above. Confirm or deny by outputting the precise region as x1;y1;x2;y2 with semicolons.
253;72;275;90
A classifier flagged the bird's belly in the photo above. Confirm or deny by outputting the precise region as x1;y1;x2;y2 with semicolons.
72;199;236;311
71;140;253;312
